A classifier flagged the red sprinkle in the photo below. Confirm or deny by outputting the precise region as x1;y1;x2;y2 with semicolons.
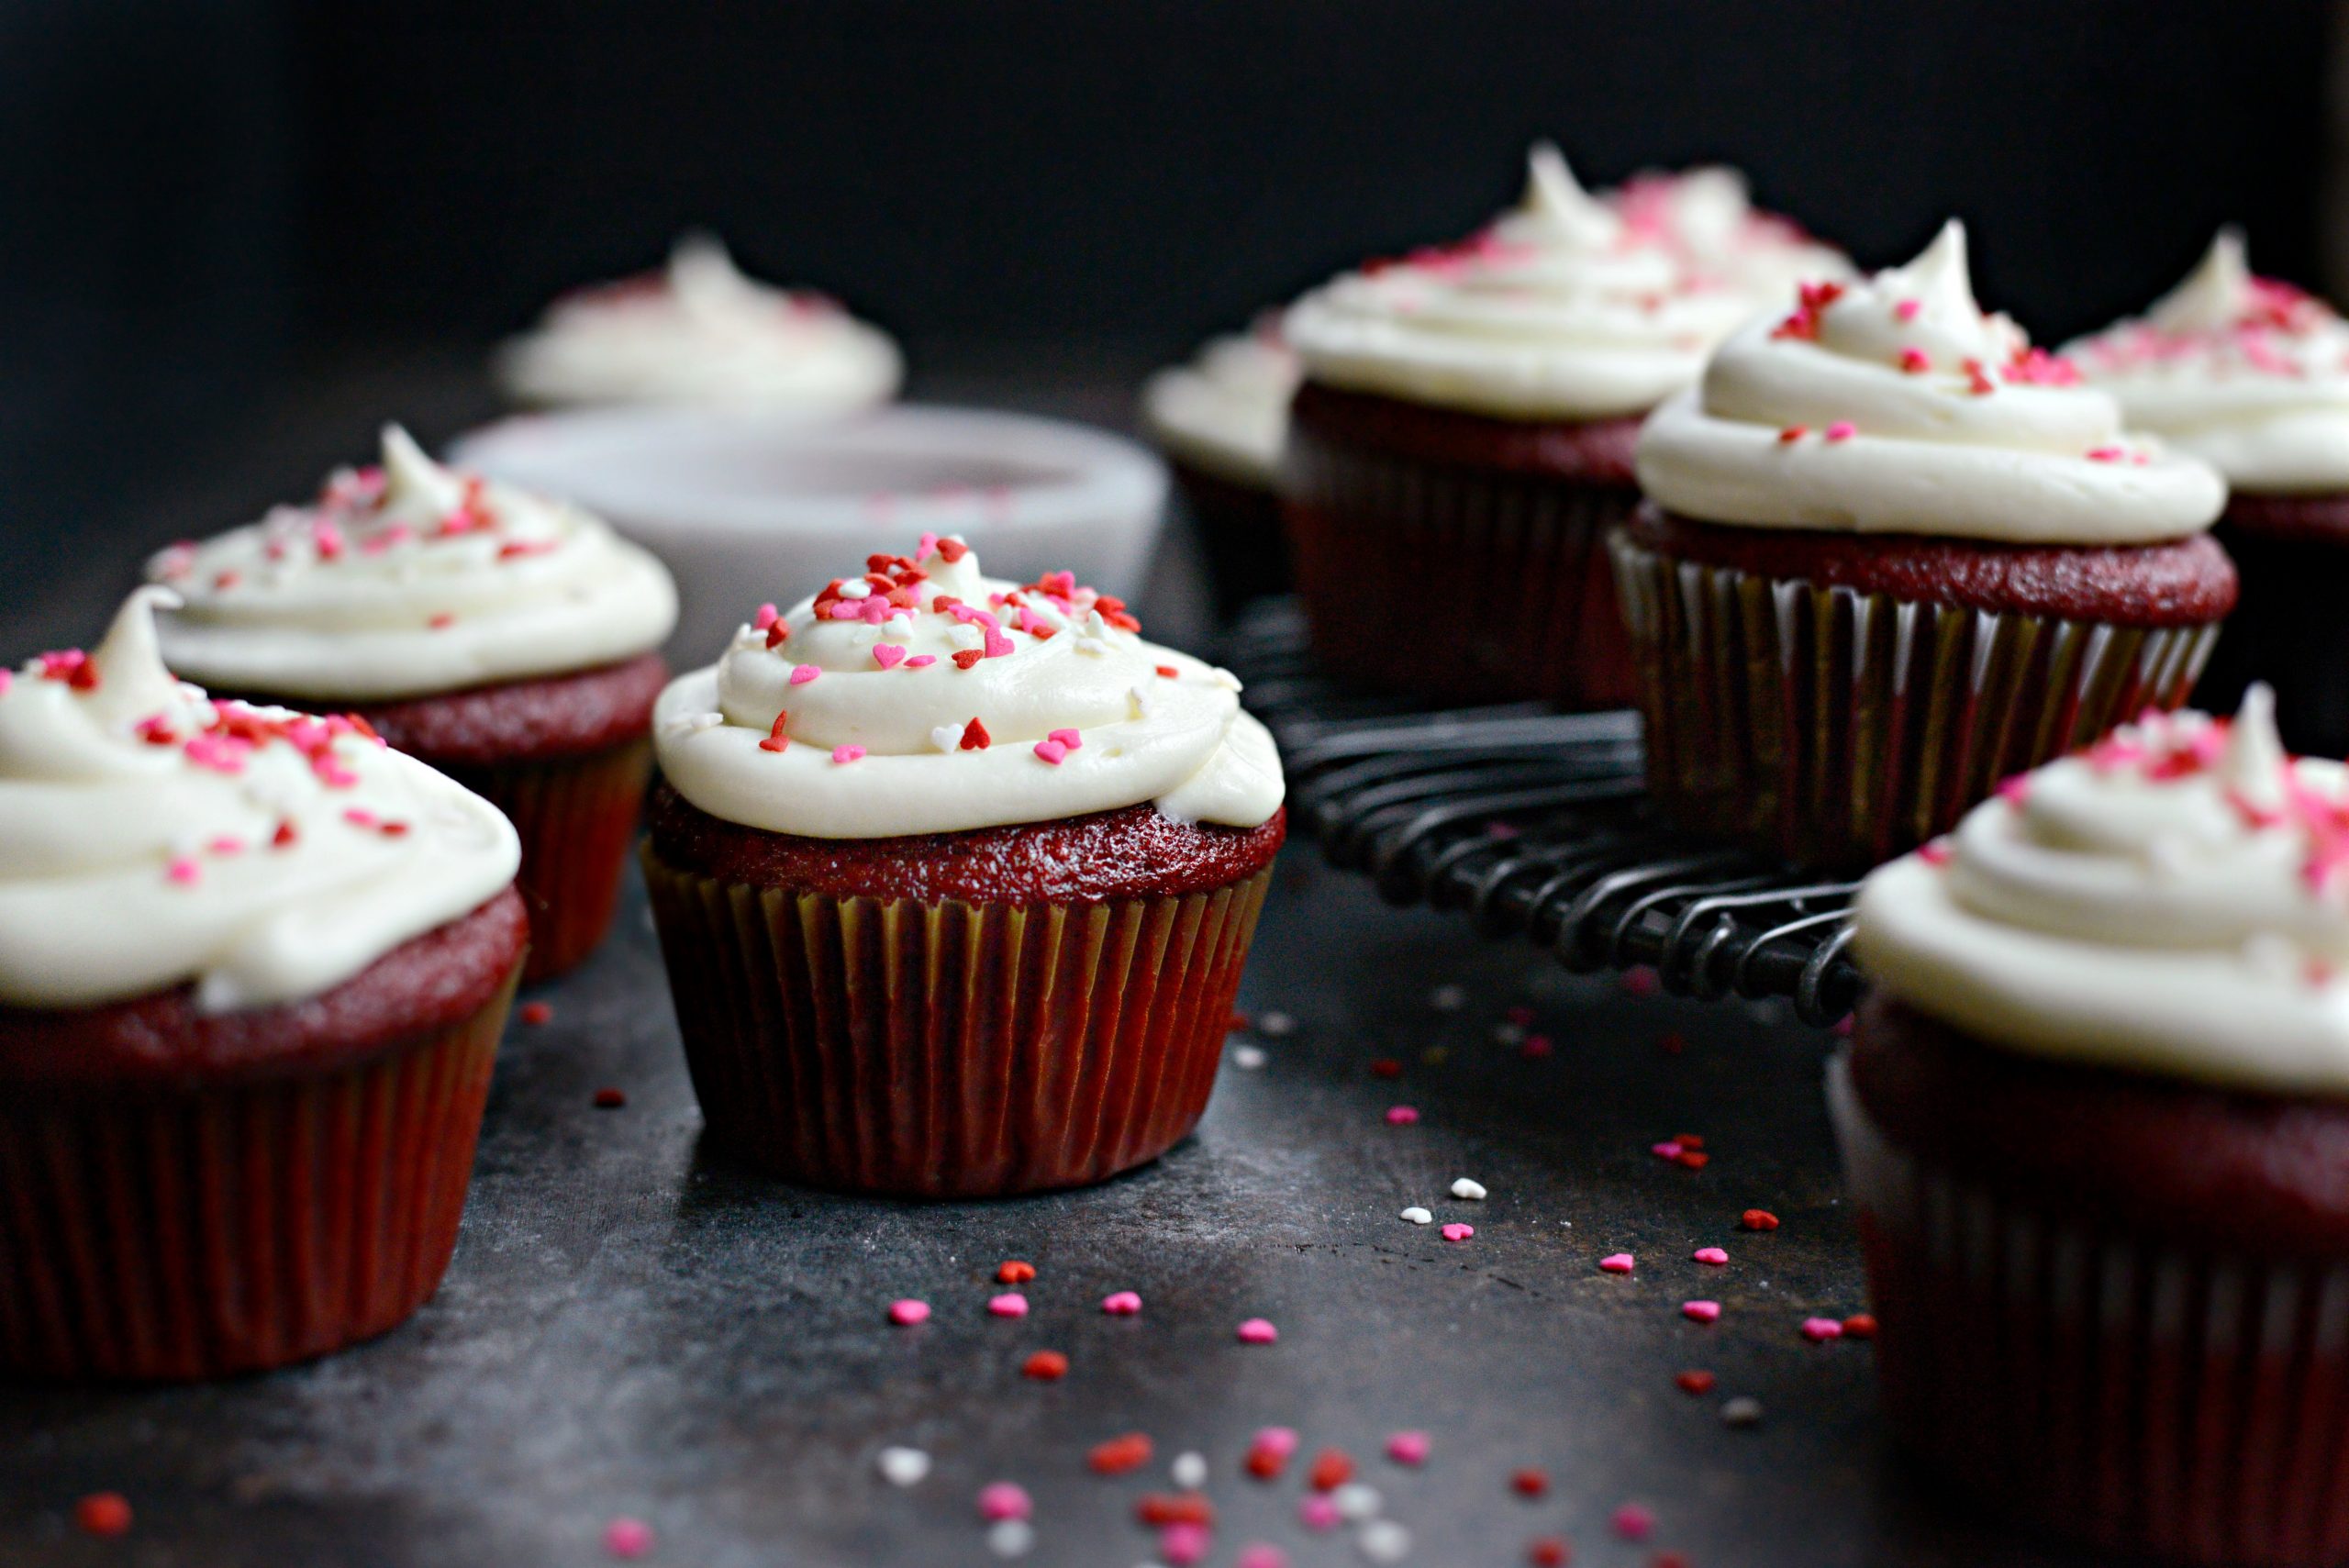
952;649;984;671
519;1001;553;1027
1307;1449;1353;1492
1368;1058;1405;1078
1088;1432;1153;1476
1155;664;1179;678
759;710;790;753
593;1087;627;1109
996;1260;1036;1284
1022;1350;1068;1381
1528;1539;1572;1567
602;1518;655;1560
1137;1493;1216;1528
75;1494;132;1538
1675;1370;1717;1396
1842;1313;1877;1339
1776;424;1809;444
1741;1209;1780;1231
1511;1468;1551;1499
958;717;991;751
1676;1150;1710;1170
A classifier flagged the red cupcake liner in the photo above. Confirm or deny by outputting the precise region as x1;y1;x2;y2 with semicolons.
1281;425;1638;709
444;737;652;982
1610;528;2221;872
1830;1057;2349;1566
641;847;1275;1196
0;967;517;1382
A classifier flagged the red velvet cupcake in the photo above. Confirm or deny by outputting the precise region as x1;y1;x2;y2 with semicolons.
0;592;525;1381
1141;321;1299;619
646;535;1286;1195
1280;144;1849;707
149;425;677;979
1627;221;2231;871
1837;690;2349;1563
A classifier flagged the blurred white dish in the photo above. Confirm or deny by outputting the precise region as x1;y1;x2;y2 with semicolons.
450;404;1167;661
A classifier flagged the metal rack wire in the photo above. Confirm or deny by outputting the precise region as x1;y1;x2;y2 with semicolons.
1225;602;1863;1026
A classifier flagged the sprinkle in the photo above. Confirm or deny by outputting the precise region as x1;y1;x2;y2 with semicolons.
272;820;298;849
1675;1370;1717;1396
1898;348;1931;373
1693;1247;1729;1266
959;717;991;751
1231;1044;1267;1069
1308;1449;1353;1492
75;1494;132;1539
1741;1209;1780;1231
1022;1350;1067;1381
1651;1141;1684;1160
1159;1521;1211;1565
952;650;984;671
1101;1290;1142;1316
996;1260;1036;1284
1800;1316;1844;1341
1236;1317;1279;1344
1682;1300;1721;1323
1369;1057;1404;1077
1722;1396;1765;1428
1599;1253;1635;1273
1087;1432;1152;1475
593;1087;626;1109
985;1520;1032;1558
904;654;934;668
1431;983;1466;1010
1451;1177;1487;1201
1917;839;1953;866
1385;1430;1430;1466
984;630;1015;659
831;745;865;764
1894;298;1921;321
1842;1313;1877;1339
1825;421;1856;442
1385;1106;1419;1126
751;603;779;631
1776;424;1808;444
428;613;455;630
1527;1539;1571;1567
873;643;906;671
977;1481;1032;1522
887;1299;930;1327
1511;1468;1549;1498
1032;739;1069;765
1155;664;1179;678
2086;445;2125;462
520;1001;553;1027
1359;1520;1411;1562
602;1518;655;1560
1298;1496;1341;1531
165;856;201;886
1611;1504;1655;1541
759;711;791;753
1400;1207;1433;1225
1236;1547;1290;1568
1171;1451;1209;1491
1441;1222;1475;1243
878;1446;930;1485
988;1293;1030;1318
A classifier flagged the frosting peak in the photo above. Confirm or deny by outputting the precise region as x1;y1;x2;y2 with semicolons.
148;425;676;702
1636;218;2227;543
652;539;1283;839
1855;689;2349;1095
1509;143;1624;250
0;593;518;1012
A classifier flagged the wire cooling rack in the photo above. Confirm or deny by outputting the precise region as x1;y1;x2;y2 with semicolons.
1225;601;1863;1026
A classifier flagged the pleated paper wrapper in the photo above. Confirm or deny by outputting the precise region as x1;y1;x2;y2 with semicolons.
446;736;651;983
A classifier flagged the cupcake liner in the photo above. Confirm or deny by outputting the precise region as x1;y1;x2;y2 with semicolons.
1282;428;1638;708
0;966;518;1383
2195;516;2349;758
641;847;1274;1197
1610;528;2221;871
1168;459;1292;622
1830;1058;2349;1566
445;737;652;982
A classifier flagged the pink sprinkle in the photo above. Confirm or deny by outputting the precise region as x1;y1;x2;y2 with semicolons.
2086;445;2125;462
887;1299;930;1327
1253;1426;1300;1459
915;531;940;561
827;601;863;621
1918;839;1954;866
164;856;201;886
1520;1033;1553;1059
831;745;866;764
1898;348;1931;373
1825;421;1857;442
873;643;907;671
1047;728;1083;751
341;807;379;828
1033;739;1068;765
1599;1253;1635;1273
1995;773;2033;806
1160;1523;1211;1566
1441;1223;1475;1243
1694;1247;1730;1266
984;630;1015;659
602;1518;655;1560
1298;1496;1341;1532
790;664;819;685
1894;298;1921;321
1386;1106;1420;1126
1801;1316;1845;1341
751;603;779;631
1102;1290;1143;1316
904;655;935;669
0;670;11;696
1651;1141;1685;1161
977;1482;1031;1523
1682;1300;1722;1324
1612;1503;1656;1541
1236;1317;1278;1343
1236;1547;1290;1568
987;1293;1030;1318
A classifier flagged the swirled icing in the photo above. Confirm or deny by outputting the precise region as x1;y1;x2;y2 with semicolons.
652;539;1283;839
1141;322;1300;488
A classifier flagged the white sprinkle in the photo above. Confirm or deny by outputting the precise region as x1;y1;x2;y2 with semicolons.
950;622;985;650
1722;1396;1765;1428
1430;984;1465;1012
1493;1022;1525;1045
930;724;963;753
661;710;724;739
1332;1481;1382;1520
1399;1207;1432;1225
1358;1519;1411;1562
1231;1044;1268;1070
1172;1451;1207;1490
1258;1010;1296;1038
1127;684;1152;721
986;1518;1035;1558
876;1446;930;1485
1450;1178;1487;1202
836;579;873;600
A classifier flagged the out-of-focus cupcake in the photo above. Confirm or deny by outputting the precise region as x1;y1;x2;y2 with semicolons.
1623;220;2232;872
643;535;1285;1196
1141;318;1301;620
0;591;524;1381
1836;688;2349;1564
148;426;676;979
1279;144;1850;708
495;233;901;416
2069;231;2349;755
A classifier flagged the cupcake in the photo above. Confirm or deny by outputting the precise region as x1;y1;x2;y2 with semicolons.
1280;143;1848;707
1623;220;2233;872
643;536;1286;1196
494;233;901;415
2069;231;2349;756
1141;318;1301;619
148;426;676;980
0;590;523;1381
1835;688;2349;1563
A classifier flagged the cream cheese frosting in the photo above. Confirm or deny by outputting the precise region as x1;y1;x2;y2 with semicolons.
2066;230;2349;494
653;538;1283;839
0;589;518;1013
1140;322;1300;489
1610;165;1852;308
1283;145;1844;422
494;233;902;414
1636;220;2228;543
148;426;677;702
1855;687;2349;1095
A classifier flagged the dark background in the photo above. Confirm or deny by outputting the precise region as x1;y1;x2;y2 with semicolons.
4;0;2340;606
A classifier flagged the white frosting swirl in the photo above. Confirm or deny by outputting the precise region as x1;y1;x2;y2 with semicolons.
1284;145;1836;421
1636;221;2228;543
495;234;902;414
2066;231;2349;494
653;539;1283;839
1610;165;1852;307
0;590;519;1013
1141;324;1300;488
149;427;677;702
1855;687;2349;1095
